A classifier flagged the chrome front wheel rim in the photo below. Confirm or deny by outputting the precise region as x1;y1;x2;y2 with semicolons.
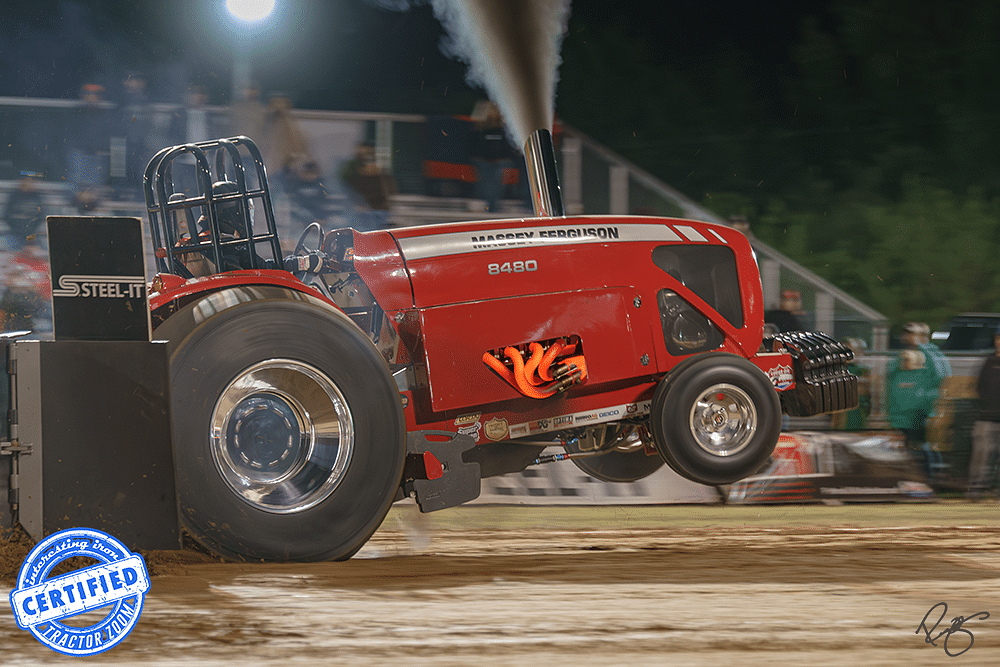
688;382;757;457
210;359;353;513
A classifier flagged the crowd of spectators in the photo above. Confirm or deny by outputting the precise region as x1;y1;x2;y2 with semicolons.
0;77;544;334
0;74;414;334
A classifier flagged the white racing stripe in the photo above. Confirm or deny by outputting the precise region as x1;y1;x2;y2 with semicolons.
395;222;686;261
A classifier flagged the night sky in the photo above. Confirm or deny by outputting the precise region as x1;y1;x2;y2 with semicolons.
0;0;823;110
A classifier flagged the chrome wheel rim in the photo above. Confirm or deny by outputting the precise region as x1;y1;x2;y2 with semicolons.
688;383;757;457
210;359;353;513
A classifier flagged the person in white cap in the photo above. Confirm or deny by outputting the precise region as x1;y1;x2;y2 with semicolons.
887;322;946;480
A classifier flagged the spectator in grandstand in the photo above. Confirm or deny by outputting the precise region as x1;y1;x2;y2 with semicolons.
263;94;310;174
341;141;397;230
168;85;222;196
170;85;214;146
66;82;113;208
285;154;341;231
915;321;952;382
2;176;46;248
342;142;395;210
259;94;344;234
0;241;51;333
967;326;1000;499
469;100;518;213
228;82;268;146
764;289;805;333
115;71;152;197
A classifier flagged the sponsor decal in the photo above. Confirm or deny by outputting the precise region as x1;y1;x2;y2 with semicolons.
47;216;150;342
457;422;482;443
454;413;482;427
507;402;652;438
528;419;551;433
767;364;794;391
508;424;529;439
484;417;509;441
51;275;146;299
9;528;150;656
396;223;685;261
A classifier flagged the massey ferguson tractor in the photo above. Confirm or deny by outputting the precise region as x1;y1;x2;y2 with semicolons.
3;132;858;562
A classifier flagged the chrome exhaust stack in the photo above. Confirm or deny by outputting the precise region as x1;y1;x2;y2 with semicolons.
523;128;565;218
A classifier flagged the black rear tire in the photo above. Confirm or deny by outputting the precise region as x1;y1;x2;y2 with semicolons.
159;295;404;561
651;354;780;485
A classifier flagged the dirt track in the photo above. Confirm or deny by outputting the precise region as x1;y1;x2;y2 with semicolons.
2;502;999;666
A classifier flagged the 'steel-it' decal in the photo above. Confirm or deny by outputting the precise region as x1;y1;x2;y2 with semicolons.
52;275;146;299
395;223;688;261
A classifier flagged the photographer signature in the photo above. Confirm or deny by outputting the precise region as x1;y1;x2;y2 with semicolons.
916;602;990;657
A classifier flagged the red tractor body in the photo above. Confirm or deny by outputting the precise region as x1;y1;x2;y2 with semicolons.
142;135;856;561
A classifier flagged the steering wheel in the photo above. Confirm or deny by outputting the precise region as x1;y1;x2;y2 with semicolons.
294;221;326;256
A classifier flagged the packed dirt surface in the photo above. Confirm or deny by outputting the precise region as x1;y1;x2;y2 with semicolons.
2;502;999;666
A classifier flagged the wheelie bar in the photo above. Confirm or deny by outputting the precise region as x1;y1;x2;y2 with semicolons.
763;331;859;417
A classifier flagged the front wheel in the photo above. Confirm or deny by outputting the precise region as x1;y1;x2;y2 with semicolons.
158;293;405;561
650;355;780;485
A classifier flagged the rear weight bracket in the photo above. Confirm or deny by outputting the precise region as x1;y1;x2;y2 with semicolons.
404;431;481;513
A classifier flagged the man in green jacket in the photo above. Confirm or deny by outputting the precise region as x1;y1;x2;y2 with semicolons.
886;322;948;479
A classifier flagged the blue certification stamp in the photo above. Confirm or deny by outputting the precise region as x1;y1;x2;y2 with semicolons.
8;527;150;656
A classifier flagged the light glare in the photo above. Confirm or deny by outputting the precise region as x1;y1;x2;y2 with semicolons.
226;0;275;23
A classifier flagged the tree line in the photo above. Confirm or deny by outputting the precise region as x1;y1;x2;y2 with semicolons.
558;0;1000;330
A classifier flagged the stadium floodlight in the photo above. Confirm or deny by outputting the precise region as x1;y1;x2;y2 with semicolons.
226;0;275;24
224;0;276;101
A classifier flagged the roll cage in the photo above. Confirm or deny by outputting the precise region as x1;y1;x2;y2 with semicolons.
143;136;283;278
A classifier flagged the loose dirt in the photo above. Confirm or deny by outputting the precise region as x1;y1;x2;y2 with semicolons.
2;502;998;666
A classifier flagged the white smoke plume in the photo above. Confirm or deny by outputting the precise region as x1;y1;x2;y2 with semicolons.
430;0;571;149
370;0;572;150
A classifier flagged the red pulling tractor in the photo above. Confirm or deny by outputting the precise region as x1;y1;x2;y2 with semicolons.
133;132;856;561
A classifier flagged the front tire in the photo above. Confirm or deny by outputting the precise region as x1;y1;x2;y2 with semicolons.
651;355;780;485
158;294;405;561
